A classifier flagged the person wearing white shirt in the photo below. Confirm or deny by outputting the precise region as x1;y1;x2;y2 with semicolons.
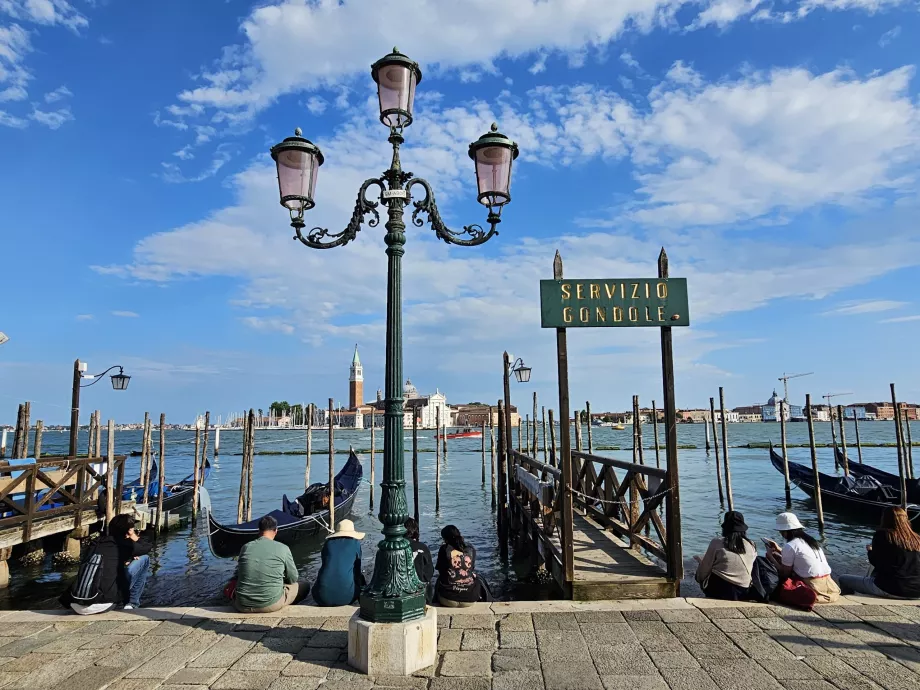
764;512;840;603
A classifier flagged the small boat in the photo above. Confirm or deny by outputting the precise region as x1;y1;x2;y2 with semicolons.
206;451;363;559
124;457;211;513
834;448;920;504
769;446;920;519
613;424;626;431
436;428;483;439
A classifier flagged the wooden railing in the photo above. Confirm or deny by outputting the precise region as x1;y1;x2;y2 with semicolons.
0;455;127;540
508;447;681;583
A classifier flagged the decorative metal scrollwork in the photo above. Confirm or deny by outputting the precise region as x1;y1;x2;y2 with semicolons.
406;178;500;247
292;177;385;249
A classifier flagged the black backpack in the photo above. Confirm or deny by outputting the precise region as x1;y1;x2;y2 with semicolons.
748;555;780;603
70;545;104;604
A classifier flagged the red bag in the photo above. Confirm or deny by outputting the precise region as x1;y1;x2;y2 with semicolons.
223;578;237;601
773;576;818;611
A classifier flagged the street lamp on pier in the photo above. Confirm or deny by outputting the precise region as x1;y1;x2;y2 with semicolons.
269;48;519;625
68;360;131;457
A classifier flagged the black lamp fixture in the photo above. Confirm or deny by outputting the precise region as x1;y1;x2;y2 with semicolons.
511;357;532;383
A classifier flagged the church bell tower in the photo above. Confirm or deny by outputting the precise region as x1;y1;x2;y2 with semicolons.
349;344;364;410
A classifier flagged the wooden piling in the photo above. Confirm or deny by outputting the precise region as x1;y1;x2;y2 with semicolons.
709;399;725;506
852;407;863;464
11;404;23;459
837;404;850;477
525;414;530;456
193;423;201;515
534;392;540;458
704;412;711;452
548;409;557;467
94;411;102;462
518;418;523;452
541;406;548;463
586;401;593;454
105;419;115;526
305;404;313;488
779;400;792;506
891;387;907;506
435;406;442;513
0;428;6;458
412;411;420;524
651;401;661;468
214;426;221;456
327;399;335;530
33;420;43;460
904;411;915;480
157;414;166;533
481;420;486;486
574;410;582;452
629;397;640;549
829;405;840;470
369;409;376;511
237;413;249;524
196;411;209;517
553;250;575;586
805;394;825;529
86;408;96;459
719;387;734;511
633;396;645;466
497;398;508;558
489;408;496;508
442;414;448;462
246;409;255;522
141;414;151;505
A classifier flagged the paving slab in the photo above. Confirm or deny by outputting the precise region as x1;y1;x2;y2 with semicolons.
757;659;823;680
657;668;720;690
541;664;603;690
427;678;491;690
460;629;495;651
164;667;225;685
439;651;492;677
498;630;536;649
267;679;323;690
492;670;545;690
534;612;580;630
648;648;700;669
497;613;534;631
448;615;495;630
591;644;658;676
437;629;462;651
211;670;283;689
48;664;127;690
600;675;668;690
492;648;540;672
230;651;294;671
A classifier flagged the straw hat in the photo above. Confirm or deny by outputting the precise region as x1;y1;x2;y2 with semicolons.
775;512;803;531
327;519;365;540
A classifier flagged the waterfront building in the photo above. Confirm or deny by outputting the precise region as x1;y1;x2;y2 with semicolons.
844;406;867;420
761;390;804;422
403;379;450;430
454;403;521;427
678;409;709;423
349;344;364;410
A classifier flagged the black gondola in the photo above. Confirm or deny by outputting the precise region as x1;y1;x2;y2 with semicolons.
206;451;363;559
770;446;920;519
123;457;211;513
834;448;920;504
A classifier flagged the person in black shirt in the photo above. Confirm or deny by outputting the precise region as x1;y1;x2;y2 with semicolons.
404;518;433;584
839;507;920;599
435;525;478;607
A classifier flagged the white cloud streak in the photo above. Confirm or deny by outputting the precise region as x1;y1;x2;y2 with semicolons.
821;299;907;316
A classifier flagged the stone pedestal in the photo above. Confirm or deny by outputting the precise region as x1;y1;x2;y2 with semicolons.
347;607;437;676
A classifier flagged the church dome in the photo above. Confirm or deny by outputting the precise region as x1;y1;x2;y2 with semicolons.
404;379;419;399
767;390;782;406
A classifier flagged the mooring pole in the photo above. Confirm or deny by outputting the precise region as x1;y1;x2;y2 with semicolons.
246;409;255;521
534;392;540;458
658;248;683;583
585;401;593;454
891;388;907;506
141;414;151;505
33;420;43;460
238;413;249;523
497;398;508;558
554;251;575;587
829;402;840;470
904;410;915;479
779;400;791;507
489;407;496;508
805;395;825;530
837;404;849;477
193;424;201;518
704;412;711;452
412;410;420;525
305;404;312;488
68;359;81;458
157;413;166;534
652;400;661;469
480;420;486;486
435;406;441;513
541;406;548;464
719;387;734;511
852;407;863;464
709;399;724;506
328;398;335;530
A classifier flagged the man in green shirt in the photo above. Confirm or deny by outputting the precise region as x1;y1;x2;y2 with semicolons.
234;515;309;613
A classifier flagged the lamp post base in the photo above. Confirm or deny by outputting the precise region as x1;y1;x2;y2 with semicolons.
359;590;426;624
347;607;437;676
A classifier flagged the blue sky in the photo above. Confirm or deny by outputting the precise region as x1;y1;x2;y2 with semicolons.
2;0;920;425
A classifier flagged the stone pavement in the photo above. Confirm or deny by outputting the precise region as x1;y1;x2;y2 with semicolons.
1;596;920;690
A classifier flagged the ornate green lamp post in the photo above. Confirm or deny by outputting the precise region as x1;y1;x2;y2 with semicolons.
270;48;519;624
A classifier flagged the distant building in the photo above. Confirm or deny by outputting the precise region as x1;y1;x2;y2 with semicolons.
349;345;364;410
808;404;831;422
714;410;740;424
738;413;763;423
843;405;867;420
679;409;709;424
403;379;450;429
454;403;520;427
762;390;804;423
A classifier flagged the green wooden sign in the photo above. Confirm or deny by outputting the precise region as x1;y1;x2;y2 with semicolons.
540;278;690;328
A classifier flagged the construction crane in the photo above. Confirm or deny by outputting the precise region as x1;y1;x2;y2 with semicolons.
778;372;813;403
822;392;853;419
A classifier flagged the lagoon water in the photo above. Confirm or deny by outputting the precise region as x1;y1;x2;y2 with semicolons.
2;420;916;609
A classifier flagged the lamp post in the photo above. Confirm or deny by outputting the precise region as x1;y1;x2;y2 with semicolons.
68;360;131;457
270;48;519;625
499;353;531;548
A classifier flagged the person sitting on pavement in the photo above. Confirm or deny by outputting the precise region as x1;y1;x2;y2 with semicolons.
839;506;920;599
312;519;365;606
234;515;309;613
435;525;479;608
694;510;757;600
405;517;434;585
765;512;840;603
61;513;152;614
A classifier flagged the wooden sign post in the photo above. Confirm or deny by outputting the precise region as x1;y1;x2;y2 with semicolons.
540;248;688;585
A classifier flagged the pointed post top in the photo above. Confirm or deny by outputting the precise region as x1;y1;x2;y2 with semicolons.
658;247;669;279
553;250;563;279
352;343;361;366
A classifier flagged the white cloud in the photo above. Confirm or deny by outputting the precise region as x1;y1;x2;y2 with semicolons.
76;314;94;321
0;0;88;32
174;146;195;161
879;25;901;47
160;145;235;184
0;23;32;109
241;316;295;335
112;310;139;318
43;84;71;102
694;0;763;28
0;109;25;127
880;315;920;323
821;299;907;316
30;105;72;128
305;95;326;115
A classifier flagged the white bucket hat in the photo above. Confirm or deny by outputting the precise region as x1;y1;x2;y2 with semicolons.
327;519;365;540
776;512;803;531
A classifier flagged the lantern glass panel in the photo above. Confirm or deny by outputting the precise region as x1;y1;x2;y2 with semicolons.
475;145;513;206
111;374;130;391
276;148;319;210
377;63;417;127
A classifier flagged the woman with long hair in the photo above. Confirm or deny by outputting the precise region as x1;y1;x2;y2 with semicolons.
765;512;840;603
694;511;757;600
435;525;478;607
839;507;920;599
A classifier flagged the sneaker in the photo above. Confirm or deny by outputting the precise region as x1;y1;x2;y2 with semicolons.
124;604;136;610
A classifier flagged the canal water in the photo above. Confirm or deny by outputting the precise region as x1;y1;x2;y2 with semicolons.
2;420;916;609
